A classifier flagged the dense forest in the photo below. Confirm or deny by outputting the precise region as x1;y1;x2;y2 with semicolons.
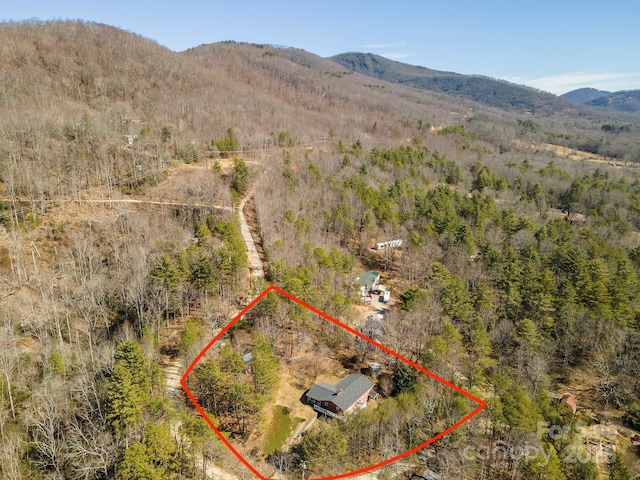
1;19;640;480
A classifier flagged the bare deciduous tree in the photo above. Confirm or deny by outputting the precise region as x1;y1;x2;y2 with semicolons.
22;377;70;476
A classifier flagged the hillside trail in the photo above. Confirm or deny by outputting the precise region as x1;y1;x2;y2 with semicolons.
159;179;266;479
238;191;265;280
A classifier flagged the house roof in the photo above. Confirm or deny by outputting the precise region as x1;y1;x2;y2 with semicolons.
307;374;374;412
560;393;577;412
358;271;380;286
412;467;441;480
566;213;586;223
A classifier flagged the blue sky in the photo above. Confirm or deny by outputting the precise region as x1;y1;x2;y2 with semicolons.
3;0;640;95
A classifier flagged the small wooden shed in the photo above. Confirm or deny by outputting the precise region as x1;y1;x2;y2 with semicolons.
560;393;578;414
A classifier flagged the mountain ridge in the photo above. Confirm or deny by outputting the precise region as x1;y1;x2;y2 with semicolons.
327;52;577;114
562;87;612;103
1;20;638;172
562;87;640;113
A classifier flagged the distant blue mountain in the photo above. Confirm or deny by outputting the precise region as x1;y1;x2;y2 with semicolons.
562;88;611;103
563;88;640;113
328;52;576;114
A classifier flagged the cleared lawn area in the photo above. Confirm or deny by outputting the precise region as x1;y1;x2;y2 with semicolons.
263;405;302;455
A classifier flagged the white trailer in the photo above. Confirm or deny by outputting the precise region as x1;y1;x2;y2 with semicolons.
382;290;391;303
373;284;385;294
375;239;403;250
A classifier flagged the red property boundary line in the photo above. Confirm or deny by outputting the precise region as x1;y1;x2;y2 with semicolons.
181;285;487;480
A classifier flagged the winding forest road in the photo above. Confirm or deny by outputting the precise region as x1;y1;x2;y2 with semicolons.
238;192;265;279
160;189;266;480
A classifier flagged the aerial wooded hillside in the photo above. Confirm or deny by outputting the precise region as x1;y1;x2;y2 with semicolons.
1;20;640;480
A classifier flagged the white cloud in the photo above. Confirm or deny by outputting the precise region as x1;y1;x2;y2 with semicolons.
504;72;640;95
380;52;416;60
360;42;416;62
363;41;405;49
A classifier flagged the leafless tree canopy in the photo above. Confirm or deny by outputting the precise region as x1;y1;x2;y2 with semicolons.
1;19;640;480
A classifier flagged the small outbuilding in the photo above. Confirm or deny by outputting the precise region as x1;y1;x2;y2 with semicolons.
566;213;587;225
411;466;441;480
365;362;383;378
560;393;578;414
242;352;253;364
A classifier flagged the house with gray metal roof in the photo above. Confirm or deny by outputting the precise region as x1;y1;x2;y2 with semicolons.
305;374;375;418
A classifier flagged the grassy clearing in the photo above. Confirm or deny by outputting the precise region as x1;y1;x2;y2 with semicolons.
263;405;301;455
